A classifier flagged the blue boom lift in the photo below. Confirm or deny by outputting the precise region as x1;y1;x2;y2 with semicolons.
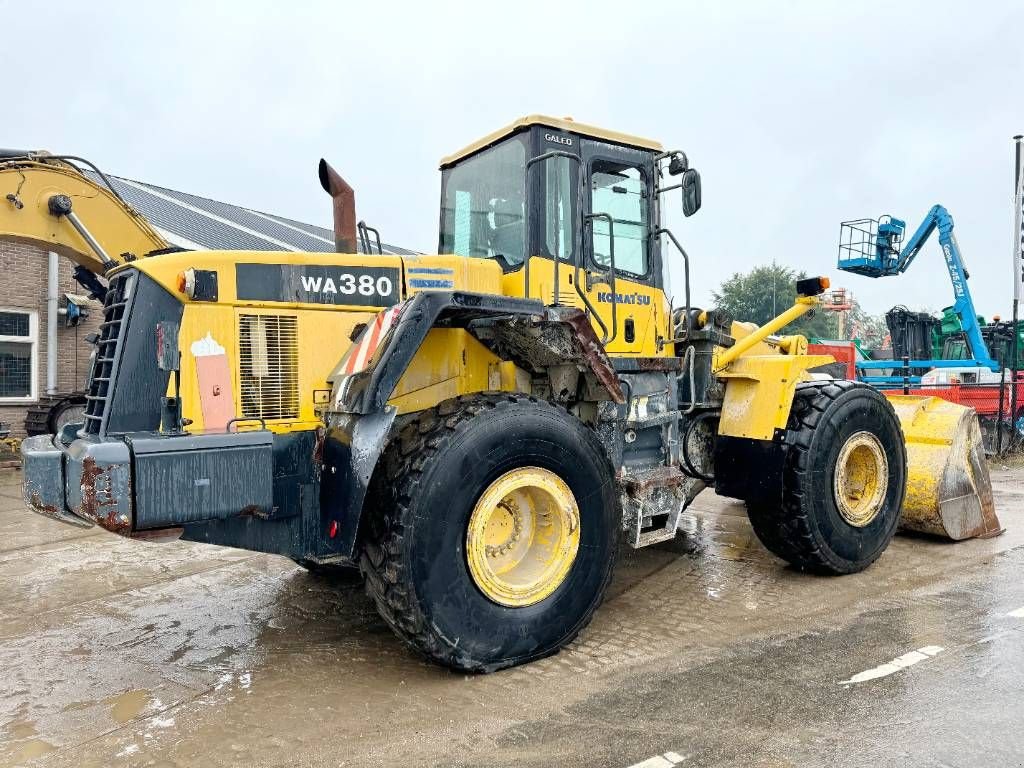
837;204;999;384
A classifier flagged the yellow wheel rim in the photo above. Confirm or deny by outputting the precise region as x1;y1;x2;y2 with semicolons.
466;467;580;607
834;431;889;527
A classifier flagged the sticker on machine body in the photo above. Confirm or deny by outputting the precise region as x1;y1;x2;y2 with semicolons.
337;304;404;377
235;263;401;307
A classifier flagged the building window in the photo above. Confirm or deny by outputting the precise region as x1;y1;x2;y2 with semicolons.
0;310;37;402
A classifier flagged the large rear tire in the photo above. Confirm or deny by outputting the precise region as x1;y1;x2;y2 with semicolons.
746;380;906;574
359;393;618;672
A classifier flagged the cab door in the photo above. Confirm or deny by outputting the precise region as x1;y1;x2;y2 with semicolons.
580;139;662;355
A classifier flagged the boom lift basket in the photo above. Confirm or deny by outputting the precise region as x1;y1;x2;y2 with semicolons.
838;216;903;277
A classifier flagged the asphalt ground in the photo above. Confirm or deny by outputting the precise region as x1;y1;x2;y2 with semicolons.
2;465;1023;767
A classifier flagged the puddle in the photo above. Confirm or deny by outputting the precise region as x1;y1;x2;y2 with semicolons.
8;720;37;739
17;739;57;761
108;689;152;724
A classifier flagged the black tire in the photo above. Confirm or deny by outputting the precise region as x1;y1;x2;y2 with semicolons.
359;393;618;673
48;397;87;433
746;380;906;575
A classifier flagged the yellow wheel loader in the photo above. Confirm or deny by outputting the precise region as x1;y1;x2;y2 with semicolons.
0;118;1000;672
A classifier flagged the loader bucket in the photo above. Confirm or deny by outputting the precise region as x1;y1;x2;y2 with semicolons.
886;395;1003;540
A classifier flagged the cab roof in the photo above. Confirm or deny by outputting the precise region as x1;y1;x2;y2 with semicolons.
439;114;664;168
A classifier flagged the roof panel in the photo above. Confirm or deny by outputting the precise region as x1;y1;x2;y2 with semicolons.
82;169;420;255
440;114;663;167
97;175;286;251
139;183;334;252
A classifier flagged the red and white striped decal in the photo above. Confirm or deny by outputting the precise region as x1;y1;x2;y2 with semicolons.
340;304;402;375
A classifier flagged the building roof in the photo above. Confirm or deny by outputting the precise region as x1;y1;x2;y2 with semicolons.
83;170;418;256
440;114;664;168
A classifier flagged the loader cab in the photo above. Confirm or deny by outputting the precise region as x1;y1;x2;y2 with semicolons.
438;116;697;292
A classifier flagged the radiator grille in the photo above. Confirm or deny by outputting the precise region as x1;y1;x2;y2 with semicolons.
83;272;134;435
238;314;299;421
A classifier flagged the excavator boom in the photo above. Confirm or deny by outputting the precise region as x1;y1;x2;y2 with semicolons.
0;153;168;274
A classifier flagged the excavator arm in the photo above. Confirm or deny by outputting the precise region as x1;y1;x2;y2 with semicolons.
0;152;168;276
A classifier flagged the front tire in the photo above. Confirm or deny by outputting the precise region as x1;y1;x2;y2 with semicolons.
746;380;906;574
360;393;618;672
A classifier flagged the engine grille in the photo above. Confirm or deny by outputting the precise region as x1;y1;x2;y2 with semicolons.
238;314;299;421
83;272;135;435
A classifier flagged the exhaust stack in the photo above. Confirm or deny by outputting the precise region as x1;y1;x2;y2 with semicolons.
318;159;357;253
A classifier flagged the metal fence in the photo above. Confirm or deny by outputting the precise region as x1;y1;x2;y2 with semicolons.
882;376;1024;456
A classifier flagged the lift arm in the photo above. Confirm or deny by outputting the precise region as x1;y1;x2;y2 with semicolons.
0;152;168;276
852;204;998;372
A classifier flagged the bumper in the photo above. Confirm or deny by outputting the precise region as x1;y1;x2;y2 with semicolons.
21;430;274;536
22;433;132;530
21;434;97;529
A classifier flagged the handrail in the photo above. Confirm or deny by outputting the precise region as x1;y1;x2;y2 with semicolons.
656;227;691;340
582;212;617;344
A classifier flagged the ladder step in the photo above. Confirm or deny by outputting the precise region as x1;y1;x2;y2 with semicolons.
621;466;689;548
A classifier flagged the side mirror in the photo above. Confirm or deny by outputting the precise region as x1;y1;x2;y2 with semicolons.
681;168;701;217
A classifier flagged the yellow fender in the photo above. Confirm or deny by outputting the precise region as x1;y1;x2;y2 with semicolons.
887;395;1002;540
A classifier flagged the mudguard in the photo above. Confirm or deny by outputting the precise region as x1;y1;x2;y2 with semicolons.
319;290;625;560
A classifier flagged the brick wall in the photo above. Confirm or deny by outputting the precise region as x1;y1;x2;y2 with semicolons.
0;241;103;437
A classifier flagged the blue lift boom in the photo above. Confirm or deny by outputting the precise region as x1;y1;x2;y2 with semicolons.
837;204;999;384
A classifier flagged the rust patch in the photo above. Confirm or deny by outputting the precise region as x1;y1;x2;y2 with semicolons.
79;456;131;534
28;491;59;517
623;466;689;495
548;308;625;404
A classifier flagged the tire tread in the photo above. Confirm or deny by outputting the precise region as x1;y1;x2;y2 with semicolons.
358;392;614;672
747;380;905;574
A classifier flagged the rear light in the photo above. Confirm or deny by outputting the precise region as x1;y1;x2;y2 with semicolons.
796;275;830;297
177;269;196;297
175;268;218;301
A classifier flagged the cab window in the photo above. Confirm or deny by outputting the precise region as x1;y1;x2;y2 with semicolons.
590;160;648;276
439;138;527;267
545;155;575;262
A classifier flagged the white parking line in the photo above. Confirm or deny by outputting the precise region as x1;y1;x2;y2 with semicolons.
838;646;944;685
1006;607;1024;618
626;751;687;768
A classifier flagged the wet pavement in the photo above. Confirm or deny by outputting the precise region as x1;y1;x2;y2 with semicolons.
1;466;1023;767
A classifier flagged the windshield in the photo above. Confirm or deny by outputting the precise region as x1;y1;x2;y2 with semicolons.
439;137;527;266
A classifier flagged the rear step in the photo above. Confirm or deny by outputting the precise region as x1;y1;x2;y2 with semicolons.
621;466;690;548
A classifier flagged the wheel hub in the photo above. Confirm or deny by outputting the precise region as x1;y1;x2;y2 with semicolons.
834;431;888;527
466;467;580;607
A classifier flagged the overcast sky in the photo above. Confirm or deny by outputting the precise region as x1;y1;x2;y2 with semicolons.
5;0;1023;317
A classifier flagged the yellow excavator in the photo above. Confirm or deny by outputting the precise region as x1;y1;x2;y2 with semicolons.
0;118;1000;672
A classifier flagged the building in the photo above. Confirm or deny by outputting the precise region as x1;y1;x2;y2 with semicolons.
0;172;415;437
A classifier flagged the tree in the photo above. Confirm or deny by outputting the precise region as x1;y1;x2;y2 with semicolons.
847;300;889;349
711;263;837;339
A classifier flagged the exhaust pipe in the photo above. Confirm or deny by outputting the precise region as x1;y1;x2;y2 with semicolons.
318;159;357;254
